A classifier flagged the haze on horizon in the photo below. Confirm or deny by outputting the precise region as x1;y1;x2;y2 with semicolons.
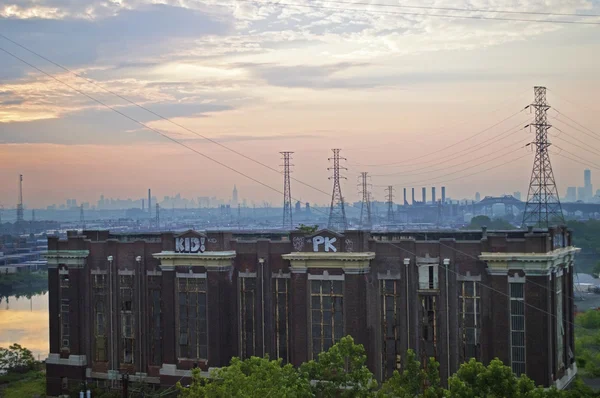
1;0;599;209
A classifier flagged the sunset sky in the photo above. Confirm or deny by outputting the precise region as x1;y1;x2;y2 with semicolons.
1;0;600;209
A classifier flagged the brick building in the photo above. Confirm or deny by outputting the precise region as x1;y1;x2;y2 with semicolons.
45;227;578;396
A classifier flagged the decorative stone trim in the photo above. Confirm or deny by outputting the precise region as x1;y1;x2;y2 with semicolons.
456;271;482;281
239;271;257;278
272;272;291;279
46;354;87;367
91;269;107;275
86;370;160;384
308;271;345;281
416;256;439;265
480;247;580;275
118;270;135;275
45;250;89;269
147;270;162;276
508;275;526;283
160;364;211;378
176;272;207;279
153;251;236;270
282;252;375;273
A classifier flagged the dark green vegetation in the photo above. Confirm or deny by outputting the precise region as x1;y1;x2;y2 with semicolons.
178;336;597;397
0;271;47;300
567;220;600;274
465;215;516;230
0;344;45;398
576;310;600;378
296;224;319;234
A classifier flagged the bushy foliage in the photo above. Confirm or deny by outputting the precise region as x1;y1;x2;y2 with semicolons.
0;344;36;373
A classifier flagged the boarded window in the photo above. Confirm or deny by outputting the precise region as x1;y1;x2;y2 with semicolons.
418;265;438;290
93;274;107;362
60;274;70;350
178;278;208;360
459;281;480;362
240;277;256;359
556;275;564;370
381;279;401;379
148;276;162;365
119;275;134;364
510;282;526;376
310;280;344;359
273;277;290;363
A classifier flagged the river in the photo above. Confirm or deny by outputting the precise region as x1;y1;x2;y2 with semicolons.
0;292;49;361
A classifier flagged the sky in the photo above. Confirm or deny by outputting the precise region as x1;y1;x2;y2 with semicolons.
1;0;600;208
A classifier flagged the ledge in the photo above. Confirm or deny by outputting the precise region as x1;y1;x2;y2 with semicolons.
153;251;236;270
479;247;580;275
45;250;89;268
282;252;375;273
46;354;87;367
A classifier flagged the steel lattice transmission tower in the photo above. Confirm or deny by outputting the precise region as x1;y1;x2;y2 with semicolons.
328;149;347;231
522;86;565;227
281;151;294;230
386;186;395;224
358;172;372;229
16;174;24;224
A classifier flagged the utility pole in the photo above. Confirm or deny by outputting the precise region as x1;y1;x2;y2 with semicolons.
386;186;395;224
522;86;565;227
80;204;85;230
358;172;372;229
281;151;294;230
16;174;24;225
327;149;347;231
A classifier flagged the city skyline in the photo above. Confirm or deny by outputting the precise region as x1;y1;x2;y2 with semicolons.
1;1;599;208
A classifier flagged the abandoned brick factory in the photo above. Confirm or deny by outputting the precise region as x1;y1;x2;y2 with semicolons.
45;226;578;396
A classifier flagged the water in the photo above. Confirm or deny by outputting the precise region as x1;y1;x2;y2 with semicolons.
0;292;49;361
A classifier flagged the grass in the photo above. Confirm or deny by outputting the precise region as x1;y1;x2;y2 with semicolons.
0;371;45;398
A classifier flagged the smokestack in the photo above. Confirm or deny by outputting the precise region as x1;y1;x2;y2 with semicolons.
412;188;415;205
422;187;426;204
441;186;446;204
148;189;151;214
403;188;407;205
432;187;436;203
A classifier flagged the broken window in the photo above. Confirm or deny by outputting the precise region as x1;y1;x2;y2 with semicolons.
119;275;134;365
459;281;480;362
178;278;208;360
93;274;107;362
420;296;437;359
60;274;70;350
273;277;290;363
310;280;344;359
148;275;162;366
418;265;438;290
240;276;257;359
556;275;564;371
381;279;401;379
510;282;526;376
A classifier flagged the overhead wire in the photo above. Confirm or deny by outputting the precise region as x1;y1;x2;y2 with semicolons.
238;0;600;25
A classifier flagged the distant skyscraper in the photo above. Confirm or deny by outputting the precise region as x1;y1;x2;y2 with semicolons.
565;187;576;202
232;185;238;208
513;191;521;201
475;192;481;202
578;187;586;202
584;169;593;202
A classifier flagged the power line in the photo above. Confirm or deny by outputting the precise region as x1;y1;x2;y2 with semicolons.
552;129;600;158
239;0;600;25
553;110;600;142
302;0;600;18
354;109;527;167
553;145;600;170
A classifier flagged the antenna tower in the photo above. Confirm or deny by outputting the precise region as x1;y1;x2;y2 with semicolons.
386;186;395;224
16;174;24;224
327;149;347;231
80;204;85;230
522;86;565;227
358;172;372;229
281;151;294;230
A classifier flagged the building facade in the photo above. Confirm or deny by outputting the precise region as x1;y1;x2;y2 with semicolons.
45;227;578;396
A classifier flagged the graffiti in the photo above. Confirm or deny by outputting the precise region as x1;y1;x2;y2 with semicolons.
293;236;305;252
345;239;354;252
175;237;206;253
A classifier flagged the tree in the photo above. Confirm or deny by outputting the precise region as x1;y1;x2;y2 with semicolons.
0;344;35;373
378;350;442;398
300;336;377;397
178;356;312;398
296;224;319;234
466;215;515;230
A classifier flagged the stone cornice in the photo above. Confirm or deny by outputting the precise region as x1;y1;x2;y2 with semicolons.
479;247;580;275
153;251;236;270
44;250;89;268
282;252;375;273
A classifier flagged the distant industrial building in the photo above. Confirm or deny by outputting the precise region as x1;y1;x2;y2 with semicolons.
45;227;578;396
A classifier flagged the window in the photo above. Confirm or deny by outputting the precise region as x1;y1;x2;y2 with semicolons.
148;276;162;366
93;274;107;362
381;279;401;379
59;274;70;350
418;265;438;290
310;280;344;359
178;278;208;360
120;275;134;365
240;277;256;358
510;282;526;376
459;281;480;362
556;275;564;371
421;296;437;358
273;277;290;363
